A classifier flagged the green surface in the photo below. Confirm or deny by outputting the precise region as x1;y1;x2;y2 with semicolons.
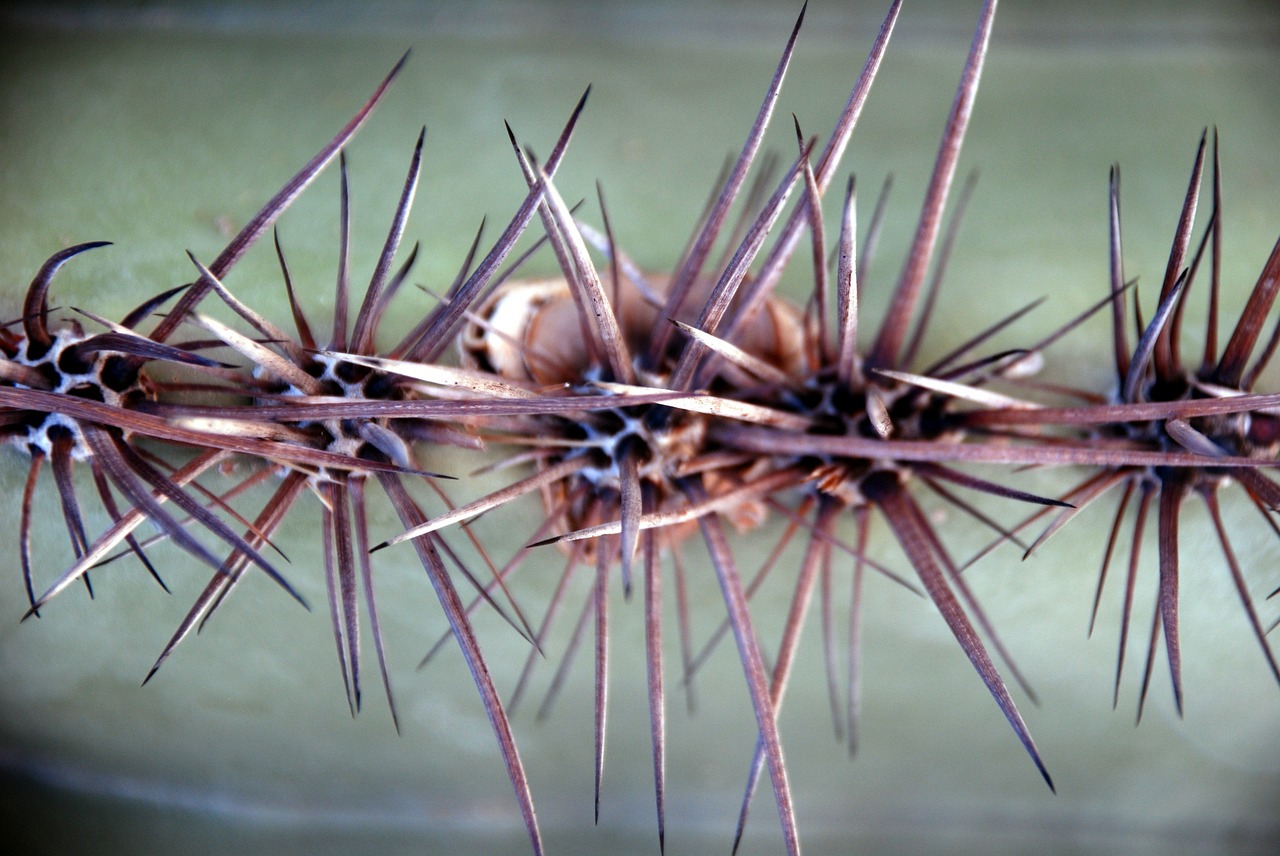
1;2;1279;854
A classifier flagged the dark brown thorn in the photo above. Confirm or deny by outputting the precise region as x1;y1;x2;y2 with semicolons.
52;400;436;480
1243;288;1280;390
535;161;634;383
899;348;1030;390
185;252;314;375
963;390;1280;430
1115;484;1154;709
274;227;317;351
334;481;363;716
677;154;734;275
619;446;642;599
1022;468;1127;562
1152;130;1206;382
1132;280;1146;355
819;509;842;742
921;299;1042;379
27;449;226;615
1135;585;1163;724
684;498;812;683
419;488;574;674
774;502;837;709
1243;489;1280;555
1091;481;1136;638
150;53;409;347
866;474;1054;792
835;175;859;387
508;538;587;716
682;475;800;856
1109;165;1131;383
733;499;839;854
146;562;235;685
392;216;488;359
49;433;90;564
421;479;538;647
446;216;488;301
640;525;666;854
320;483;358;716
425;529;531;654
350;127;424;354
1202;130;1223;376
0;358;52;389
867;0;995;371
669;546;698;715
763;496;922;594
917;461;1072;510
374;242;421;328
847;505;871;756
951;280;1136;387
1240;229;1280;388
67;327;231;370
650;0;806;362
857;173;894;289
1215;235;1280;388
1156;481;1186;716
333;150;352;350
904;482;1041;706
119;283;190;330
153;395;683;436
673;143;812;391
716;419;1280;471
20;454;44;616
593;528;611;825
668;319;793;387
960;470;1113;574
793;116;828;364
376;473;543;856
409;86;590;363
1236;467;1280;510
505;132;604;372
97;426;306;607
536;583;596;724
146;561;233;686
920;475;1032;554
1201;488;1280;688
1167;197;1217;382
98;461;282;572
148;373;279;397
78;428;218;589
577;218;664;309
1070;270;1143;374
901;169;979;369
89;461;167;592
0;410;30;429
183;468;300;632
349;479;400;733
147;521;254;679
22;241;111;354
728;0;902;341
595;181;623;312
1122;270;1188;403
381;456;587;552
712;151;781;285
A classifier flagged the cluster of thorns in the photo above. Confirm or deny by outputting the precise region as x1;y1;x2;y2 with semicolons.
4;3;1279;854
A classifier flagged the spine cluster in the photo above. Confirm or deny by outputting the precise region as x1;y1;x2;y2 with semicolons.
4;2;1278;854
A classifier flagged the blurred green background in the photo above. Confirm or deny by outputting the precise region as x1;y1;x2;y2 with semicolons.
1;2;1278;854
